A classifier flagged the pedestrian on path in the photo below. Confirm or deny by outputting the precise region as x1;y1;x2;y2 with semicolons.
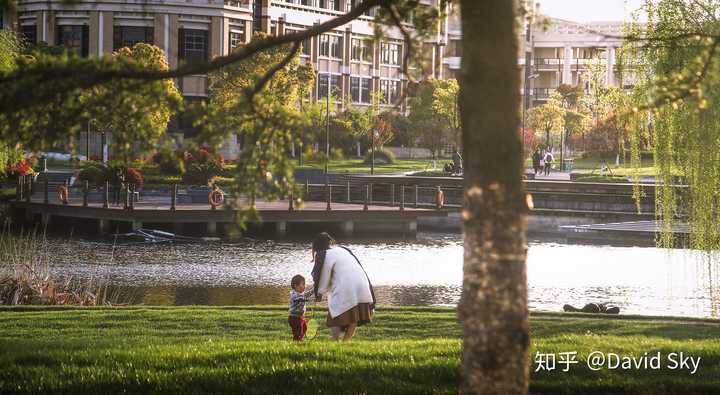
544;151;554;176
532;149;541;175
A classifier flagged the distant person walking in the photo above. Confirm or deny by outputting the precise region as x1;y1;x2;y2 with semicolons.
111;167;124;206
452;148;463;174
532;149;541;175
544;151;554;176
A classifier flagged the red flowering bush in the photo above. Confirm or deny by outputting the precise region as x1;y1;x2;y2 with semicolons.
125;168;144;189
5;159;35;180
182;147;225;185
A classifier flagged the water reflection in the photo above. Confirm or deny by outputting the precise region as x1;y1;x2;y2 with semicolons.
30;233;720;318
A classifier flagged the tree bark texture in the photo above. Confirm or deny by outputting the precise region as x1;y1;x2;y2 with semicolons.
458;1;530;395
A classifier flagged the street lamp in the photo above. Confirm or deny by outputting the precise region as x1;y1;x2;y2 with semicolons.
521;72;540;170
324;74;331;175
371;129;379;175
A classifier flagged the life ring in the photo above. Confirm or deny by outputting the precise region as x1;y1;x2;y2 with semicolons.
57;184;69;205
435;187;444;209
208;189;225;208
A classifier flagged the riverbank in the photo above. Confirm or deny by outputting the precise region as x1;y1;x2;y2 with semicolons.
1;306;718;394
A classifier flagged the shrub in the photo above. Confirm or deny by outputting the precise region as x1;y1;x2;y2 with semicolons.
78;164;111;187
182;147;225;185
153;151;184;175
4;159;35;180
125;168;144;189
363;148;396;165
330;148;345;161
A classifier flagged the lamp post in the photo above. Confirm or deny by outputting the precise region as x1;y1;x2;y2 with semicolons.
324;74;331;174
521;71;540;170
371;129;379;175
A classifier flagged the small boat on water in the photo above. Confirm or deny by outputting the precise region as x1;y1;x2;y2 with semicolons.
117;229;221;243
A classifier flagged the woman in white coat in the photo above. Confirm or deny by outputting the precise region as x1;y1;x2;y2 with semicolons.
311;232;375;341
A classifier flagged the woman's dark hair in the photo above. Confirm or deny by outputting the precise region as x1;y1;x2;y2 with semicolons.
312;232;335;257
291;274;305;288
310;232;335;298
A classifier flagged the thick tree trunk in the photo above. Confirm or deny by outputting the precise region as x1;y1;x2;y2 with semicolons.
459;1;530;395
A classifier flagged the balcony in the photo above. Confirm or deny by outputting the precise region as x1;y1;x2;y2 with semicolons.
534;88;555;99
535;58;562;71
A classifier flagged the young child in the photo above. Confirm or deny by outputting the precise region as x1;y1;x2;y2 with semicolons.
288;274;313;341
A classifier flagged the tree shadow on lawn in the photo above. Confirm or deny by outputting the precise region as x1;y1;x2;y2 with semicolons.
531;317;720;341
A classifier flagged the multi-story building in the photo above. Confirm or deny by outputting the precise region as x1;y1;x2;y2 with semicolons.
440;7;632;108
1;0;448;159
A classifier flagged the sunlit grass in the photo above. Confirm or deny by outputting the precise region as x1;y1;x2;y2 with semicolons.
1;306;719;394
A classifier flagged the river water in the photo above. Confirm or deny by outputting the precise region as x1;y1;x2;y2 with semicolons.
40;233;720;318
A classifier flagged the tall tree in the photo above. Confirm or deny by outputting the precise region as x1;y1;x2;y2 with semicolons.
206;34;314;210
82;43;182;162
526;91;565;150
459;1;529;394
0;30;23;171
432;78;461;148
408;79;451;158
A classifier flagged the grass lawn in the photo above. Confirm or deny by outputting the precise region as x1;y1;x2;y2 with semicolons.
297;158;437;174
1;306;719;394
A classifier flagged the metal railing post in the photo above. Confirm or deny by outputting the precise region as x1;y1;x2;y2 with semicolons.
326;179;332;211
82;180;89;207
400;185;405;211
103;181;109;208
391;184;395;206
414;184;419;208
25;176;32;203
17;175;23;201
129;184;135;211
369;183;373;204
364;184;369;211
346;180;351;203
171;184;177;212
43;176;49;204
289;191;295;212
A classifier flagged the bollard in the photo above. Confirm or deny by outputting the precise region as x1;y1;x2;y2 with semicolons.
103;181;109;208
414;185;419;208
171;184;177;212
288;191;294;212
83;180;89;207
43;176;49;204
391;184;395;206
400;185;405;211
364;184;369;211
435;185;444;210
346;180;351;203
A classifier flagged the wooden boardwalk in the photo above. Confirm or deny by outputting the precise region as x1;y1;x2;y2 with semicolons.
10;197;446;237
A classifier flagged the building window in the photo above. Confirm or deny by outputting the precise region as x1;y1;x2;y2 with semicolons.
318;73;341;98
380;42;401;66
21;25;37;46
350;77;372;103
302;36;311;56
179;29;208;66
113;26;153;51
229;29;244;50
380;79;400;104
318;0;339;10
351;38;372;62
57;25;89;58
319;34;342;59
